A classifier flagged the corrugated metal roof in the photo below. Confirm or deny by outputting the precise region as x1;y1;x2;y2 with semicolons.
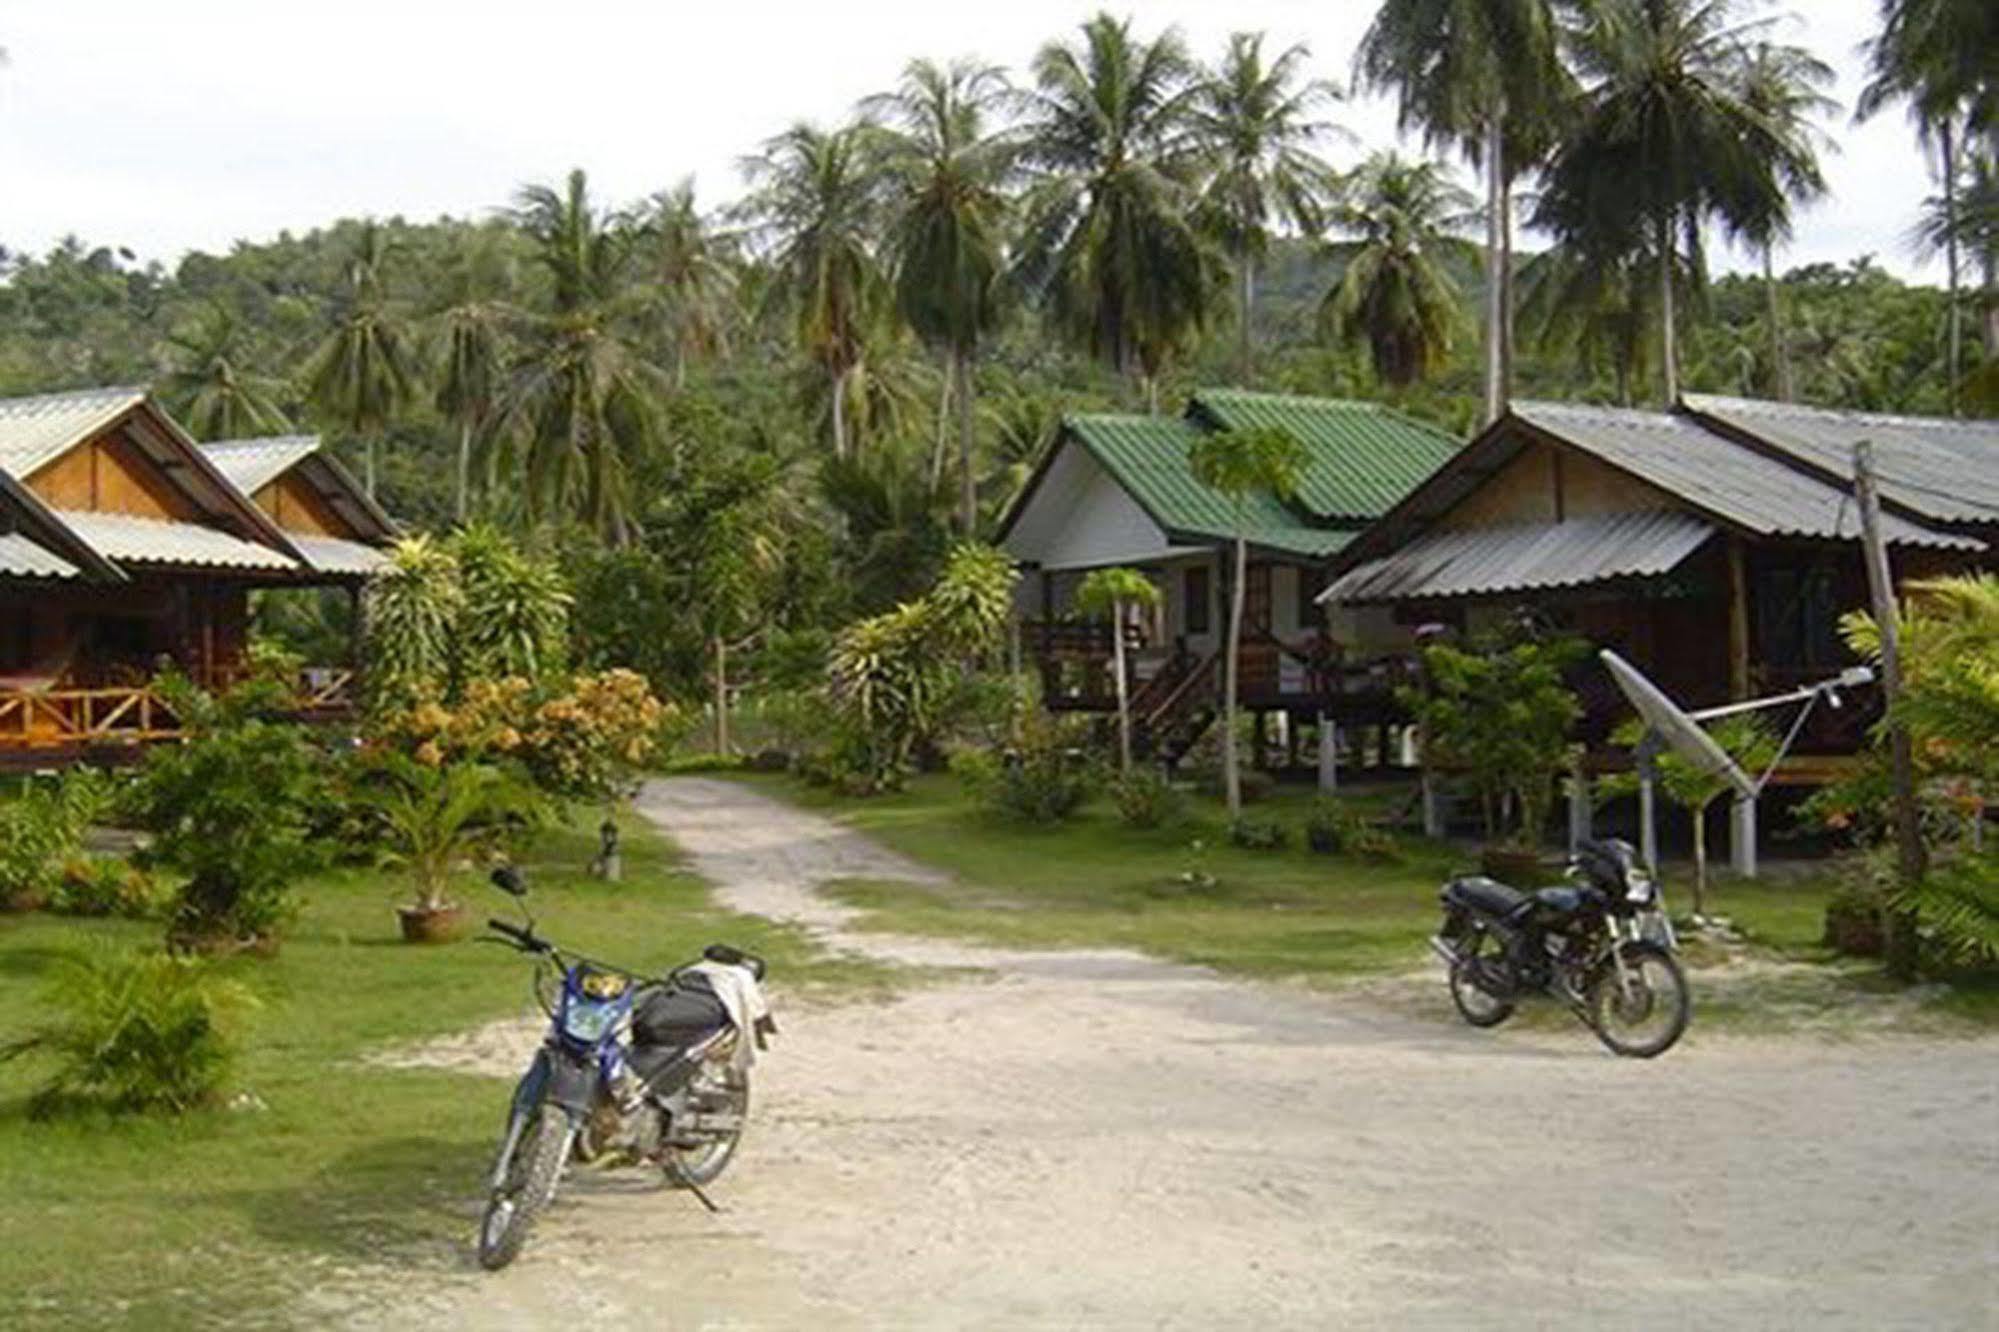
0;531;83;580
53;510;299;572
0;386;147;479
288;533;389;576
1513;401;1979;549
1681;392;1999;527
201;436;322;496
1066;414;1357;558
1191;388;1463;519
1322;510;1715;604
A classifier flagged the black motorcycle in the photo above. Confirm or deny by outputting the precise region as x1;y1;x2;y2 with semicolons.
1430;838;1691;1058
476;866;775;1269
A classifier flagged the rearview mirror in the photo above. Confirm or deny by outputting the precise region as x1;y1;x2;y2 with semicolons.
490;865;527;897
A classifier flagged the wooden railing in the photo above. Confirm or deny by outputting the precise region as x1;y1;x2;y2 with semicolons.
0;667;358;754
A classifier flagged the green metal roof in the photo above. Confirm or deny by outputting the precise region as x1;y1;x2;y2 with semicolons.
1064;414;1359;558
1188;388;1464;521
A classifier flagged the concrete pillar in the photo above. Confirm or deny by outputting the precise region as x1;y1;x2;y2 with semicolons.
1567;752;1591;853
1731;794;1758;879
1639;771;1659;877
1317;713;1338;793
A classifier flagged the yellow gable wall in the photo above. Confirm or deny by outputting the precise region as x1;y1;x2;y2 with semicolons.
1436;436;1682;530
24;425;205;521
254;471;359;540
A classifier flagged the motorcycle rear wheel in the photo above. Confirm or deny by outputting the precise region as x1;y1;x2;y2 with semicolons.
477;1109;571;1270
1586;942;1691;1059
664;1069;750;1188
1448;936;1515;1028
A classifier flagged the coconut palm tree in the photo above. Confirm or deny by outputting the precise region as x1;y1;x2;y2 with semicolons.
865;58;1015;536
1533;0;1816;404
1518;242;1666;405
1356;0;1568;424
497;169;665;544
641;178;740;390
1186;32;1344;383
739;123;888;460
432;227;516;522
1015;13;1213;411
1189;426;1306;818
1734;39;1836;403
159;305;291;440
304;221;417;498
1321;152;1476;386
1073;567;1162;775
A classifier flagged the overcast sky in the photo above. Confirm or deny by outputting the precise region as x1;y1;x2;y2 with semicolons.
0;0;1943;280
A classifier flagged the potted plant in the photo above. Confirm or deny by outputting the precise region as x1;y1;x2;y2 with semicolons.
1403;635;1583;884
368;755;536;943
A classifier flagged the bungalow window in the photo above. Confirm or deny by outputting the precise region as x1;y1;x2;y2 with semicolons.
1754;566;1845;671
1184;567;1211;635
1296;568;1323;632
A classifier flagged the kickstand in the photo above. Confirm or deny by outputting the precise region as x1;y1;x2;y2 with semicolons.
684;1178;721;1214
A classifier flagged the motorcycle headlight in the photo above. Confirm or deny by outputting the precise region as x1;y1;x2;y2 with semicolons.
562;996;620;1043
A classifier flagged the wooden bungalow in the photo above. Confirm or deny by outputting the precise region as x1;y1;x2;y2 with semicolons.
0;387;392;765
1317;396;1995;791
997;388;1463;771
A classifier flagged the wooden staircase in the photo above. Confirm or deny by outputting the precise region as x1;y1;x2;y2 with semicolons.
1132;649;1220;768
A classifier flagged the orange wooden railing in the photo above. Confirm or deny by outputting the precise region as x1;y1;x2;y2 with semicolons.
0;668;358;753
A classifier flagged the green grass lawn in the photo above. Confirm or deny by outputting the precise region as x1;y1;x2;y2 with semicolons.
735;770;1996;1032
0;814;898;1332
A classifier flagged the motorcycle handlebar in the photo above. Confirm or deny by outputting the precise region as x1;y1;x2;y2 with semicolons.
487;918;543;952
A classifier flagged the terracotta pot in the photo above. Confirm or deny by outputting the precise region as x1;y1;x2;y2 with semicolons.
1479;846;1547;888
397;903;464;944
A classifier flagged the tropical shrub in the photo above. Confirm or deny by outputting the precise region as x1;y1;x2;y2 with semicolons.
1227;814;1288;851
365;533;465;708
453;523;573;682
364;754;543;912
1113;768;1184;830
952;712;1096;824
1;948;253;1115
49;857;165;919
0;770;112;911
126;683;328;950
1304;796;1398;859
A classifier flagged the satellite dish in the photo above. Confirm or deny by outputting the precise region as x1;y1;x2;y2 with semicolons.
1599;650;1755;799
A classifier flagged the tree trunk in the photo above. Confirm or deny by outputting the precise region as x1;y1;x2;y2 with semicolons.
1498;167;1515;412
455;420;472;523
953;347;977;537
1222;529;1247;818
1691;799;1709;919
1144;375;1161;416
365;438;378;500
1941;123;1962;418
830;367;851;460
930;351;952;488
1482;114;1507;427
712;634;730;757
1657;211;1680;405
1761;245;1793;402
1236;253;1255;385
1111;598;1132;776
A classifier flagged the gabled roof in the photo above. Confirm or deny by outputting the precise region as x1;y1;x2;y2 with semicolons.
1680;393;1999;529
54;510;301;573
202;435;322;496
1188;389;1463;521
202;434;399;548
0;386;149;479
0;530;84;581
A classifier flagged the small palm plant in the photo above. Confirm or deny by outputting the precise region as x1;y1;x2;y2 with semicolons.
368;756;538;940
1189;427;1306;816
1072;567;1163;775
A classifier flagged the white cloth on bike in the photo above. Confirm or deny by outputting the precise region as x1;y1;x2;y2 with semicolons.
684;961;770;1073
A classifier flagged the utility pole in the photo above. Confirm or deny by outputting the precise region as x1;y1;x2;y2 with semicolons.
1853;440;1925;979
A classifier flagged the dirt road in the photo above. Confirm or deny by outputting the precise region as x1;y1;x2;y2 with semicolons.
326;777;1999;1329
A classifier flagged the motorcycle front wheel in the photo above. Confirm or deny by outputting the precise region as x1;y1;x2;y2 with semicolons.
477;1109;572;1270
1586;941;1691;1059
664;1068;750;1188
1448;933;1515;1028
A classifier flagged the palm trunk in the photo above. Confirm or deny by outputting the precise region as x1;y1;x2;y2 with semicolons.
454;420;471;523
1498;168;1515;410
1222;526;1247;818
365;438;378;500
712;634;730;757
1941;123;1962;417
953;347;977;538
1482;114;1507;427
1762;245;1792;402
1237;253;1255;385
1657;211;1680;405
1111;598;1132;775
830;367;851;459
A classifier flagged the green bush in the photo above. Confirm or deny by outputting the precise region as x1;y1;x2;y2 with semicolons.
952;714;1096;825
1227;814;1289;851
1304;796;1400;860
48;857;165;919
0;770;112;911
1;948;253;1115
1113;768;1185;830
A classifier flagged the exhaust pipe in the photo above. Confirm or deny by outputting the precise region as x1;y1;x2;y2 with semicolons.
1428;935;1460;967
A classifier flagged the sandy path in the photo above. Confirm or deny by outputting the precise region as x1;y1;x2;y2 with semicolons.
322;777;1999;1330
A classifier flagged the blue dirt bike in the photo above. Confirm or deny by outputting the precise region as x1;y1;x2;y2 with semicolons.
476;866;773;1270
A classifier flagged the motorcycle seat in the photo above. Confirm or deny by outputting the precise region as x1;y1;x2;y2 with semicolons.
1444;875;1528;919
633;976;729;1052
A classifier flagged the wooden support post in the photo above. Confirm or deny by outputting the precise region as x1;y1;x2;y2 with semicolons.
1421;768;1441;838
1854;440;1926;979
1251;710;1268;771
1726;534;1751;701
1317;714;1338;793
